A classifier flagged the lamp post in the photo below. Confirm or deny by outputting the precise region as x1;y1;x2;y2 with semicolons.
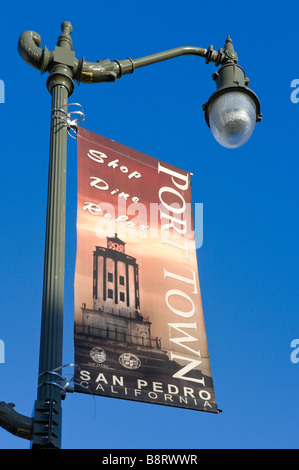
17;21;262;449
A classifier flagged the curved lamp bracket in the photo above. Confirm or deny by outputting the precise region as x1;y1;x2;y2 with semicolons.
18;22;240;87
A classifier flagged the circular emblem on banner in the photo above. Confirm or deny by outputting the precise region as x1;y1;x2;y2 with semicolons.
119;353;141;370
90;347;106;364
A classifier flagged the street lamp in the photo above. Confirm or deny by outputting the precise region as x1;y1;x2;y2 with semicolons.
78;35;262;149
18;24;262;149
14;21;262;449
202;36;262;148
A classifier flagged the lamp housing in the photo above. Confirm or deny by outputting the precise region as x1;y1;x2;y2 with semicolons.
203;62;262;149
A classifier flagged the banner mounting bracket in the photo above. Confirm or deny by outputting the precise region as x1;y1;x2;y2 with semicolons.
52;102;85;139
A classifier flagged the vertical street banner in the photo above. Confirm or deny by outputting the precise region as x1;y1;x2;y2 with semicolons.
74;126;219;413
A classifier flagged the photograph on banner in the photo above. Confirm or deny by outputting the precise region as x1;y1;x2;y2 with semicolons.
74;126;219;413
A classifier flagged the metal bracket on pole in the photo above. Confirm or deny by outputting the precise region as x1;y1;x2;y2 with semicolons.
52;102;85;138
37;363;80;395
32;363;80;448
31;399;61;449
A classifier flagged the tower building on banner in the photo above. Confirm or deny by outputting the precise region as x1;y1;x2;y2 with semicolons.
74;234;215;403
77;235;164;354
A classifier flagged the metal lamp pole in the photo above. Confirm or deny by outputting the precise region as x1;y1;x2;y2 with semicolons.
18;22;75;448
16;21;261;449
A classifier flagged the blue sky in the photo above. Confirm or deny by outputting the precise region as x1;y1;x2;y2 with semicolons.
0;0;298;449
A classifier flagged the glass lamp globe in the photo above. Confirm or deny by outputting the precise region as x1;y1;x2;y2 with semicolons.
208;90;257;149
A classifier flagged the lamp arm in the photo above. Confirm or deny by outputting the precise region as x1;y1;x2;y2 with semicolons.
77;44;229;84
18;27;235;84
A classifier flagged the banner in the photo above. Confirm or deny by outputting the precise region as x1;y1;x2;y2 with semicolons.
74;127;219;413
